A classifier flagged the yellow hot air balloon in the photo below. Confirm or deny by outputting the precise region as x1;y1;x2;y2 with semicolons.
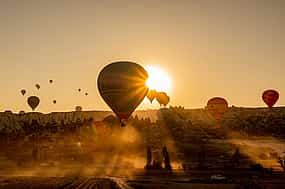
156;92;170;106
147;89;157;103
97;61;149;126
27;96;40;111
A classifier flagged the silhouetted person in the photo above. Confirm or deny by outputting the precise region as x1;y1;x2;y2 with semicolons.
145;146;152;170
231;148;241;168
162;146;172;171
152;150;163;169
152;160;163;169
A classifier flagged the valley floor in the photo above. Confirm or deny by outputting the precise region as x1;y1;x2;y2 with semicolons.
1;169;285;189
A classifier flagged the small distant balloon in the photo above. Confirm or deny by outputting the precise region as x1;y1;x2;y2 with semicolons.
147;89;157;103
49;80;53;84
27;96;40;111
53;100;57;104
21;89;26;96
78;88;81;92
206;97;228;122
156;92;170;106
262;89;279;108
35;84;40;90
75;106;82;111
85;92;88;96
19;111;25;115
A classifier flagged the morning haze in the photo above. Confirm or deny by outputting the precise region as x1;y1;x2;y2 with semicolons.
0;0;284;112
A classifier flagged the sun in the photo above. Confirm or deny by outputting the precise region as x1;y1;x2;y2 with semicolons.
145;65;171;93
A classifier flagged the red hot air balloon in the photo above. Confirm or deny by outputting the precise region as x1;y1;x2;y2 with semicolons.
97;61;149;126
262;89;279;108
206;97;228;122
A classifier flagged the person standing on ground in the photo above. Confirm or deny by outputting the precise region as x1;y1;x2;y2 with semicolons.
162;146;172;171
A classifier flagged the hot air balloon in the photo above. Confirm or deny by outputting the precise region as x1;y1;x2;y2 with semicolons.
78;88;81;92
49;80;53;84
206;97;228;122
85;92;88;96
35;84;40;90
97;61;149;126
53;100;57;104
262;89;279;108
147;89;157;103
20;89;26;96
156;92;170;106
19;111;25;115
75;106;82;111
27;96;40;111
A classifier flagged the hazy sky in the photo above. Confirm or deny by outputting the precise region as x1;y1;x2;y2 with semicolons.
1;0;285;112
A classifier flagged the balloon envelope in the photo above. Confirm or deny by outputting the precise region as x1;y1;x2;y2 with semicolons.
156;92;170;106
21;89;26;96
19;111;25;115
49;80;53;84
35;84;40;90
147;89;157;103
78;88;81;92
27;96;40;111
75;106;82;111
97;61;148;124
262;89;279;108
85;92;88;96
53;100;57;104
206;97;228;121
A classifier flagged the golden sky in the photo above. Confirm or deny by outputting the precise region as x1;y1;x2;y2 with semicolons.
0;0;285;112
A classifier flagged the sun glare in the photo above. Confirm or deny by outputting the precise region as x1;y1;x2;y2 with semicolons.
145;66;171;93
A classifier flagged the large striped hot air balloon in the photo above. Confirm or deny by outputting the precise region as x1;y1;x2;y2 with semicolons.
97;61;149;126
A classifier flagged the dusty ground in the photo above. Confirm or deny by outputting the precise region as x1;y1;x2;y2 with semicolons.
1;169;285;189
0;177;121;189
